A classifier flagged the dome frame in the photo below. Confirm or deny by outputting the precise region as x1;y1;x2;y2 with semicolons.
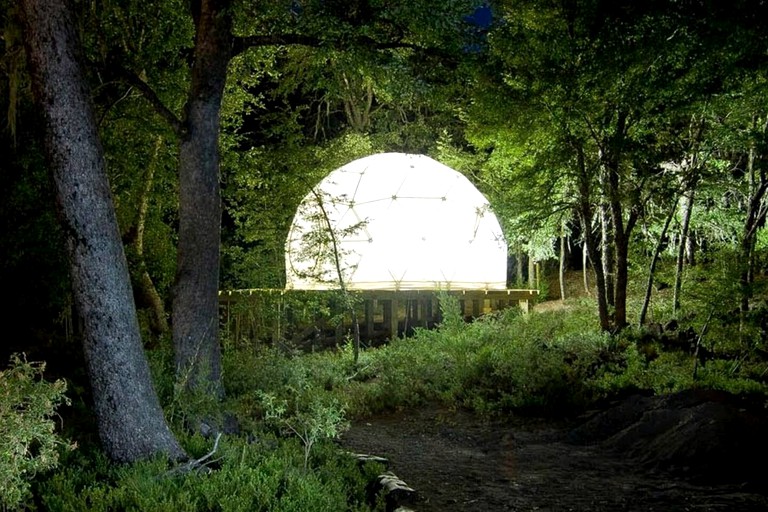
285;153;508;291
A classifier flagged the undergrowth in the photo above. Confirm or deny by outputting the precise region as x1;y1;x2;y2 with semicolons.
15;291;768;510
224;294;768;422
37;437;380;512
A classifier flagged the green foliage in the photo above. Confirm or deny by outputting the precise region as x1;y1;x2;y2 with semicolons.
222;345;353;428
145;340;227;432
220;293;768;423
42;299;768;510
258;389;349;472
327;302;613;416
0;355;74;510
39;436;379;512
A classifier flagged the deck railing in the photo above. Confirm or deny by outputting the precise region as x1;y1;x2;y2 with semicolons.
219;288;538;346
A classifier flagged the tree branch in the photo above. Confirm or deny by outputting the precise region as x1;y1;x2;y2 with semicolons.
232;33;444;59
233;33;322;55
112;65;186;137
166;432;222;476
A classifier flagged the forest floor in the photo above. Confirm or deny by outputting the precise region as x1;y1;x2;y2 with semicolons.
339;390;768;511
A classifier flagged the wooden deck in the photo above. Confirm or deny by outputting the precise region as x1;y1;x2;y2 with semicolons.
219;288;538;344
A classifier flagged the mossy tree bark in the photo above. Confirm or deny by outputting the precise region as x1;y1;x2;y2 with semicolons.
126;136;169;337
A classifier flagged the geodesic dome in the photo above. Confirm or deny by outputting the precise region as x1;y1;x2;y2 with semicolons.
285;153;507;290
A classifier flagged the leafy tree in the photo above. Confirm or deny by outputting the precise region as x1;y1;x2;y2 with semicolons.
159;0;478;394
466;0;768;330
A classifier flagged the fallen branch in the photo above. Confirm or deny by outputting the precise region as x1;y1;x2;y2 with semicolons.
166;432;223;477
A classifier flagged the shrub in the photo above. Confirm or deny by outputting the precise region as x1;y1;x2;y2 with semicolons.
0;354;74;510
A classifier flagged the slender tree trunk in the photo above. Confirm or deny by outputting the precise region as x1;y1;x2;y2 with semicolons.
20;0;185;462
740;235;756;313
559;230;566;300
582;238;591;295
575;145;610;330
639;197;679;326
340;72;373;133
739;126;768;313
599;196;614;308
310;188;361;364
516;249;523;284
685;233;696;266
528;254;535;289
172;0;232;396
673;187;696;315
132;136;169;336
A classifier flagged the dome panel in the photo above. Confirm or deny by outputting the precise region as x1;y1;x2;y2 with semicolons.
285;153;507;290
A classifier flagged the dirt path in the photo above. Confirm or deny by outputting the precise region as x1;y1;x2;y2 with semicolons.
339;396;768;511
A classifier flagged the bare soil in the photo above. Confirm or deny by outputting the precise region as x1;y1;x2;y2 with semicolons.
339;390;768;511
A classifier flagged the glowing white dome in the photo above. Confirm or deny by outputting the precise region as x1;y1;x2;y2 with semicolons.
285;153;507;290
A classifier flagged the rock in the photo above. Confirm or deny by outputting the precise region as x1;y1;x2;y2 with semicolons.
376;471;418;512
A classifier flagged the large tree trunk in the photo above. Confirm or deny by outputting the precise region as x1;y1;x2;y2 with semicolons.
582;210;610;330
172;0;232;396
21;0;185;462
609;173;632;330
598;154;615;310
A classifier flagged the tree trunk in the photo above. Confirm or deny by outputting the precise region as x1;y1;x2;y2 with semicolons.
685;233;696;266
575;144;610;330
310;187;361;365
739;127;768;313
172;0;232;396
639;197;678;326
583;213;609;330
528;254;535;289
559;230;566;300
582;238;591;295
598;150;615;309
132;136;169;336
599;197;614;308
20;0;185;462
603;111;633;330
610;184;633;330
673;187;696;315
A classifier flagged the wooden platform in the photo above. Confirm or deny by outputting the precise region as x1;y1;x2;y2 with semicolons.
219;288;538;344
